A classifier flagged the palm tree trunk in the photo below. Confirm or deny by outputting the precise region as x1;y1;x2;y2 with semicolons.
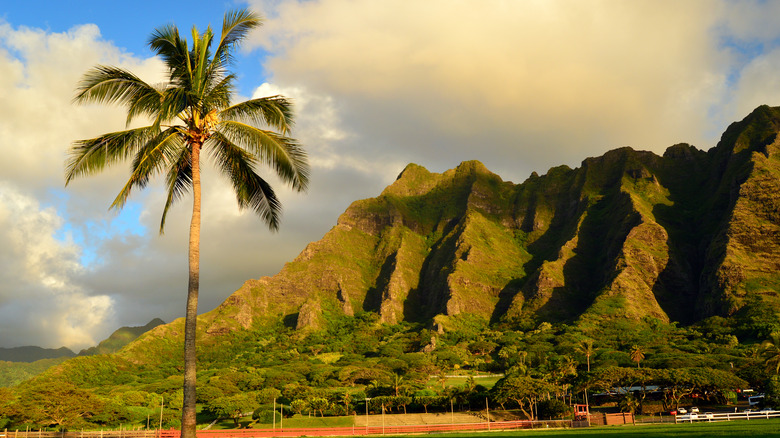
181;142;202;438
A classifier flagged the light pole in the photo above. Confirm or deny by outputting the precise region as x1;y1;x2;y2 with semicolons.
159;395;164;431
365;397;371;434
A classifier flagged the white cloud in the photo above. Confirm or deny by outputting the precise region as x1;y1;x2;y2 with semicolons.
725;48;780;124
249;0;743;182
0;182;114;350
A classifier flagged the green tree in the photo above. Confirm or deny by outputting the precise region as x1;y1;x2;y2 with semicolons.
308;397;329;417
11;379;103;428
629;345;645;368
0;387;16;429
655;368;747;409
437;369;448;389
206;394;256;426
67;9;308;437
536;398;570;420
337;390;353;414
392;373;405;396
413;395;439;414
491;374;554;420
618;393;639;414
396;396;413;414
576;339;594;372
762;332;780;375
289;399;308;415
764;375;780;409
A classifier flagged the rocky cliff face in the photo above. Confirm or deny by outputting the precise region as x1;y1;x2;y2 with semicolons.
198;105;780;335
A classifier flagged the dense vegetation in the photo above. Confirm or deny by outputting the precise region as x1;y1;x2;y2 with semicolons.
0;311;778;430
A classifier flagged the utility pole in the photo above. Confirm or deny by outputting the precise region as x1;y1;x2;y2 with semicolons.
365;397;370;434
159;396;164;431
486;397;490;431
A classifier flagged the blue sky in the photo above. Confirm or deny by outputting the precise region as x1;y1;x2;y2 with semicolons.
2;0;780;350
2;1;266;96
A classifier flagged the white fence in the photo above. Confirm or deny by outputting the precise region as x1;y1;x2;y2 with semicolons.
676;409;780;423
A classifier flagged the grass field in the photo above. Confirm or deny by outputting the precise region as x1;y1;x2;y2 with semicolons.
383;419;780;438
426;374;503;389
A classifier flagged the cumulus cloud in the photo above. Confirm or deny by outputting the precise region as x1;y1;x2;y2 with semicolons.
0;182;113;350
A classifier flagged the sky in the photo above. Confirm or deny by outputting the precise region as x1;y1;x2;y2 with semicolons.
2;0;780;351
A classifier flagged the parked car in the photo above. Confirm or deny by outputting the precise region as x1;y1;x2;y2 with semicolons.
744;409;754;414
690;407;699;413
704;412;714;420
759;408;773;412
678;407;688;414
689;413;699;420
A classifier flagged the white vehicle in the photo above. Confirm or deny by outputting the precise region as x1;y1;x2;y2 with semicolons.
704;412;714;420
678;407;688;414
690;407;699;413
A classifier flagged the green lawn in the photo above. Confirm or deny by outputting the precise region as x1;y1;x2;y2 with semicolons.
382;419;780;437
219;414;354;429
426;374;502;389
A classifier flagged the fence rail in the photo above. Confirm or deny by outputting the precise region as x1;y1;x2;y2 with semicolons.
1;432;156;438
3;420;569;438
3;411;778;438
675;409;780;423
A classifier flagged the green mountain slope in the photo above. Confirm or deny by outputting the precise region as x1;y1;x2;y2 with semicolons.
78;318;165;356
183;106;780;341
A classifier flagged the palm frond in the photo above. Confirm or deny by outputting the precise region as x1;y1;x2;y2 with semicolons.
158;87;189;124
160;146;193;233
74;66;157;109
191;26;216;99
202;74;236;112
149;25;188;76
211;9;262;74
65;127;157;185
110;127;185;210
208;132;282;230
125;82;167;126
217;120;309;192
220;95;294;134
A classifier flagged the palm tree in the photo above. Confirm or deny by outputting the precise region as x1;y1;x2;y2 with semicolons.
66;9;308;438
576;339;594;372
437;369;448;390
629;345;645;369
762;332;780;375
392;373;405;397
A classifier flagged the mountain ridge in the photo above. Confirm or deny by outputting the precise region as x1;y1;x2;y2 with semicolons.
147;105;780;346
